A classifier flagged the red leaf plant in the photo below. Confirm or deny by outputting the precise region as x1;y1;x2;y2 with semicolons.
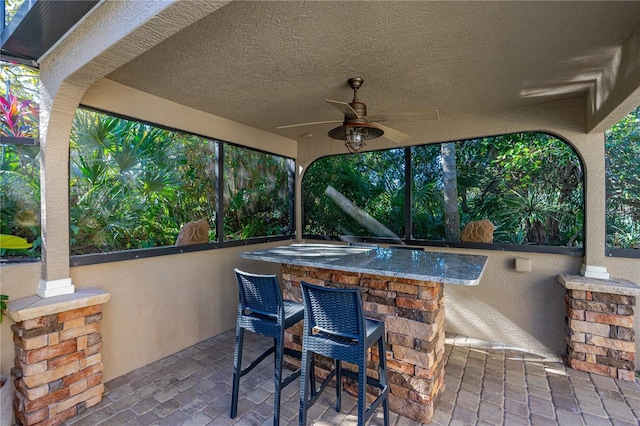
0;93;38;138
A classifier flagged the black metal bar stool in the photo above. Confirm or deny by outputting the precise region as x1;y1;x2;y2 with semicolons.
298;281;389;426
230;268;305;426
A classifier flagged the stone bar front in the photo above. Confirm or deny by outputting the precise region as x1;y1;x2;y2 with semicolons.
558;274;640;381
6;288;110;426
282;264;445;422
240;243;487;423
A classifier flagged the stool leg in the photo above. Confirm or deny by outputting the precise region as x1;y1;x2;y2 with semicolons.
357;365;366;426
273;336;283;426
378;338;389;426
273;337;277;369
310;354;316;396
299;349;313;426
230;326;244;418
335;360;342;412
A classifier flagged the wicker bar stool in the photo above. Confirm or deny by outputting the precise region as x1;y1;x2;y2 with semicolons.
298;281;389;426
231;269;305;426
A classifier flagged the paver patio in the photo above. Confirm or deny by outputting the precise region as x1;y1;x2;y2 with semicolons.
62;331;640;425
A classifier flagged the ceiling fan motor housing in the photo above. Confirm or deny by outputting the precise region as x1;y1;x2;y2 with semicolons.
348;101;367;119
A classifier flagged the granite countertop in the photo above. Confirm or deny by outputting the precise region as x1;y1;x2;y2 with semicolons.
240;243;487;286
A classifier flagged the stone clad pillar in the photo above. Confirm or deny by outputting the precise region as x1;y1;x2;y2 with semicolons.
6;288;110;425
558;274;639;381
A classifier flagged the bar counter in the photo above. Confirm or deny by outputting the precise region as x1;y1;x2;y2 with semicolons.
240;243;488;423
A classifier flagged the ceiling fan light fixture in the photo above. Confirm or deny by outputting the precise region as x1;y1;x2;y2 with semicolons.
345;126;369;153
328;121;384;153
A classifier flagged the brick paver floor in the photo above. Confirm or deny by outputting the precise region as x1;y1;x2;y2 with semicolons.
63;331;640;425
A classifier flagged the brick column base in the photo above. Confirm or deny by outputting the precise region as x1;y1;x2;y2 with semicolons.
6;288;110;426
558;275;639;381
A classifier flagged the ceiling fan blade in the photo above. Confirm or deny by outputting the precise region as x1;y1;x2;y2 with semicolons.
326;99;360;118
372;122;411;144
276;120;342;129
366;110;440;123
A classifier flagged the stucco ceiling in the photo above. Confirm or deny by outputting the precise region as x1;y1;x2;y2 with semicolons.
106;1;640;145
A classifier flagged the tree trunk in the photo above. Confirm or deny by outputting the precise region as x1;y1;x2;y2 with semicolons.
441;142;460;241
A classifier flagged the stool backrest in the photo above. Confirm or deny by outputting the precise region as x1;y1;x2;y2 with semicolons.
234;268;282;319
300;281;364;341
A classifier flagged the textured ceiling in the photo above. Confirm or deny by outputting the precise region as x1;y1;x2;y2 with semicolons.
107;1;640;144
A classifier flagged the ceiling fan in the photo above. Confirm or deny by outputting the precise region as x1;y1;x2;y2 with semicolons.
277;77;439;153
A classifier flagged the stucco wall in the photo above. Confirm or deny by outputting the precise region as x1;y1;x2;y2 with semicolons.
69;243;284;381
0;243;283;381
438;248;582;357
441;250;640;366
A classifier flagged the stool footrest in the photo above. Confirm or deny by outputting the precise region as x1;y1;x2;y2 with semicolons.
280;348;303;387
306;367;337;408
239;346;274;378
281;367;302;388
283;347;302;359
339;367;386;391
365;385;389;423
304;365;388;410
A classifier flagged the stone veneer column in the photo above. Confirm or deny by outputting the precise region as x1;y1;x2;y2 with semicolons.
558;274;640;381
281;264;445;423
6;288;110;426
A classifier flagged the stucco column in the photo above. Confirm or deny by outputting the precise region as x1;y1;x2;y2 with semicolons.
36;81;79;297
577;132;609;279
295;163;304;241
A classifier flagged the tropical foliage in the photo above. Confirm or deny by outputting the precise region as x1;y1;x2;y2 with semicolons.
303;149;405;238
223;145;293;240
0;234;33;249
69;109;293;254
0;61;39;102
0;63;41;259
605;105;640;249
0;294;7;323
4;0;25;26
304;133;584;247
3;100;294;259
1;140;40;258
455;133;583;246
0;92;38;137
69;110;201;253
